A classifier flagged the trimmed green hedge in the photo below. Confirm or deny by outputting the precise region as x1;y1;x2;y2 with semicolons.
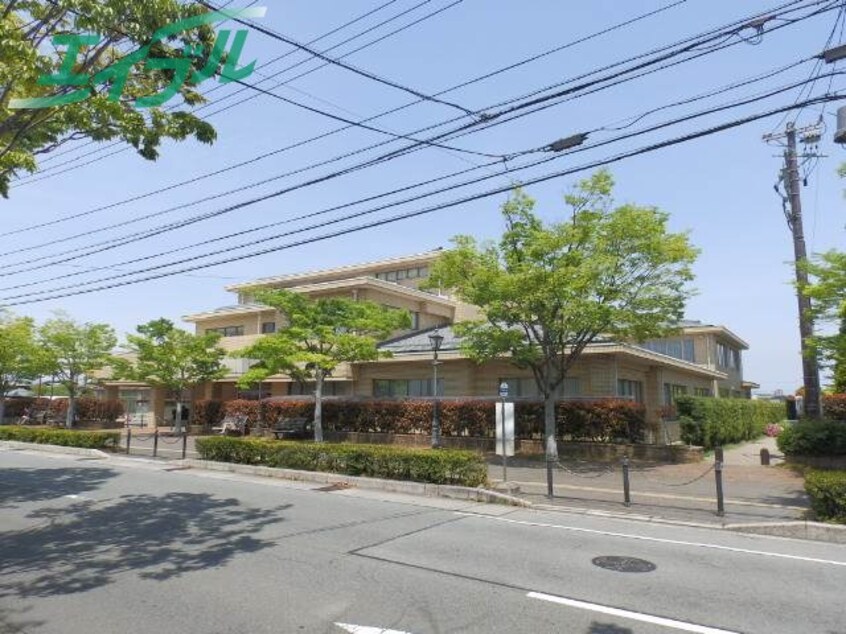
677;396;784;449
823;394;846;421
777;420;846;456
0;426;119;449
804;469;846;524
194;437;488;487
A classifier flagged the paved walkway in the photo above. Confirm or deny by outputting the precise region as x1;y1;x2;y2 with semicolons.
489;437;807;526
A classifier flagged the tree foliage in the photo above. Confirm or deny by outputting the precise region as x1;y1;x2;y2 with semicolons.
38;313;116;427
0;310;45;420
0;0;221;197
112;318;226;431
426;170;699;462
233;289;411;441
801;249;846;393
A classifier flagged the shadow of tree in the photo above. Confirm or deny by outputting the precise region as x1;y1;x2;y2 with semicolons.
0;492;289;598
0;605;44;633
0;467;117;507
588;622;633;634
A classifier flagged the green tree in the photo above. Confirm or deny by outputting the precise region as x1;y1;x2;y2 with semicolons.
425;171;698;486
801;250;846;393
0;311;44;421
39;313;116;427
234;289;411;441
111;318;226;432
0;0;221;197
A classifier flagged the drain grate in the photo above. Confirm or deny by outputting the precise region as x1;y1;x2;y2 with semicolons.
592;556;656;573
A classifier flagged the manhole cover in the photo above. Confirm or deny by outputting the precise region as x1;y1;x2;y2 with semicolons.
591;556;656;573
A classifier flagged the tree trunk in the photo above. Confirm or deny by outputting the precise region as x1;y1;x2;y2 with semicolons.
0;396;6;424
66;392;75;429
174;398;184;434
313;372;324;443
544;391;557;498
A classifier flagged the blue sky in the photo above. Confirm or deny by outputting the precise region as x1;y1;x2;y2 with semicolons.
2;0;845;393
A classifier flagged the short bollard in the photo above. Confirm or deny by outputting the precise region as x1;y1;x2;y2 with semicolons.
622;455;631;507
181;432;188;460
714;446;725;517
760;447;770;466
546;458;554;499
126;428;132;455
153;429;159;458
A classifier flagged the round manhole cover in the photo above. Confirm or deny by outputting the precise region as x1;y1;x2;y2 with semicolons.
592;556;656;573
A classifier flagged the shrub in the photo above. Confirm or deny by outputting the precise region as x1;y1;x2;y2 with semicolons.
677;396;784;449
216;398;646;443
0;426;119;449
194;436;488;487
1;397;123;422
193;399;226;427
823;394;846;421
777;420;846;456
804;469;846;524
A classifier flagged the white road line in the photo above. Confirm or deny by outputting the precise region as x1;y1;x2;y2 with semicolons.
455;512;846;567
335;623;415;633
527;591;739;634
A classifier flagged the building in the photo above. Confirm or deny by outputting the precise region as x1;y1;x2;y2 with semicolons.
105;250;756;428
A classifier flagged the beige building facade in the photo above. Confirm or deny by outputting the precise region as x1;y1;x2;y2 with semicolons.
104;250;757;427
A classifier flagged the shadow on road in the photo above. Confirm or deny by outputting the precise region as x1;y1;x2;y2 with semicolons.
0;492;290;599
0;467;116;507
588;622;633;633
0;605;44;633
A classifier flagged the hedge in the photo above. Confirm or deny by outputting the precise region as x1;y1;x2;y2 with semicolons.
194;436;488;487
777;420;846;456
804;469;846;524
1;397;124;422
677;396;784;449
0;426;120;449
823;394;846;421
191;398;647;443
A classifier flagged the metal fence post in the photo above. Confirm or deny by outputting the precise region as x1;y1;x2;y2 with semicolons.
182;431;188;460
715;446;725;517
153;429;159;458
126;428;131;455
622;455;631;507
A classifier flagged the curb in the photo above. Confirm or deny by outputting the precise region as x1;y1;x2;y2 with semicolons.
0;440;110;459
725;521;846;544
180;459;531;507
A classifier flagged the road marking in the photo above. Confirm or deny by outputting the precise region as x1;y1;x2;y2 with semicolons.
455;513;846;567
335;623;415;633
527;592;739;633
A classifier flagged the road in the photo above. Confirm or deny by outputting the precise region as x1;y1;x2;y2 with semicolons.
1;448;844;634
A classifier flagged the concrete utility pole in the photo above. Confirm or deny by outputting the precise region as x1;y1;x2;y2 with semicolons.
763;122;823;418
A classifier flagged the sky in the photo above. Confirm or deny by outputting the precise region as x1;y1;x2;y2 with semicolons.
2;0;846;394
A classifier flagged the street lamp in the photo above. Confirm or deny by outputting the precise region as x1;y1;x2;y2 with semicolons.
428;329;444;449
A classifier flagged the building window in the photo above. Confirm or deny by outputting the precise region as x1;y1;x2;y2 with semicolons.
717;342;740;369
664;383;688;405
261;322;276;334
376;266;430;283
410;311;420;330
617;379;644;403
373;379;443;397
642;338;696;363
694;387;711;397
207;325;244;337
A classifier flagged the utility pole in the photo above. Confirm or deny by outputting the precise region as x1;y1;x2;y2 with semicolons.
763;122;823;418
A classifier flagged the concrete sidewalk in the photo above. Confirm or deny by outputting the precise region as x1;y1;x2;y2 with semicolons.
490;437;808;526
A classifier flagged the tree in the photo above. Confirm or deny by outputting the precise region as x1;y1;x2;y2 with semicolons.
234;289;411;441
0;0;222;197
111;318;226;432
39;314;116;427
0;311;44;421
801;250;846;393
425;171;698;491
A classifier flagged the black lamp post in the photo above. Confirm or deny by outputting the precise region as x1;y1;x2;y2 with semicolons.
428;329;444;449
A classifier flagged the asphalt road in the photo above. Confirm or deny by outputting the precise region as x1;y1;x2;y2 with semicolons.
2;448;845;634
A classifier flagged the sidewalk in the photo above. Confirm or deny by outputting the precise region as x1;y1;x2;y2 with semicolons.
489;437;808;526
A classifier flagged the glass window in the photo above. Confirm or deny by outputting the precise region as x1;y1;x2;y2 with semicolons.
386;271;398;281
664;383;688;405
618;379;644;403
407;268;419;279
694;387;711;397
418;266;428;278
207;325;244;337
397;269;407;280
410;311;420;330
261;322;276;334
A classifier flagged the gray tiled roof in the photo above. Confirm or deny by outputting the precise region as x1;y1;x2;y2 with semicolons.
378;326;461;353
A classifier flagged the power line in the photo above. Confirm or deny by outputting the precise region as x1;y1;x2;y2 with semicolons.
2;0;824;243
2;56;828;274
4;0;692;196
4;92;844;305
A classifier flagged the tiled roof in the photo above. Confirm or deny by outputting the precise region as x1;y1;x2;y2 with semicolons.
378;325;461;353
